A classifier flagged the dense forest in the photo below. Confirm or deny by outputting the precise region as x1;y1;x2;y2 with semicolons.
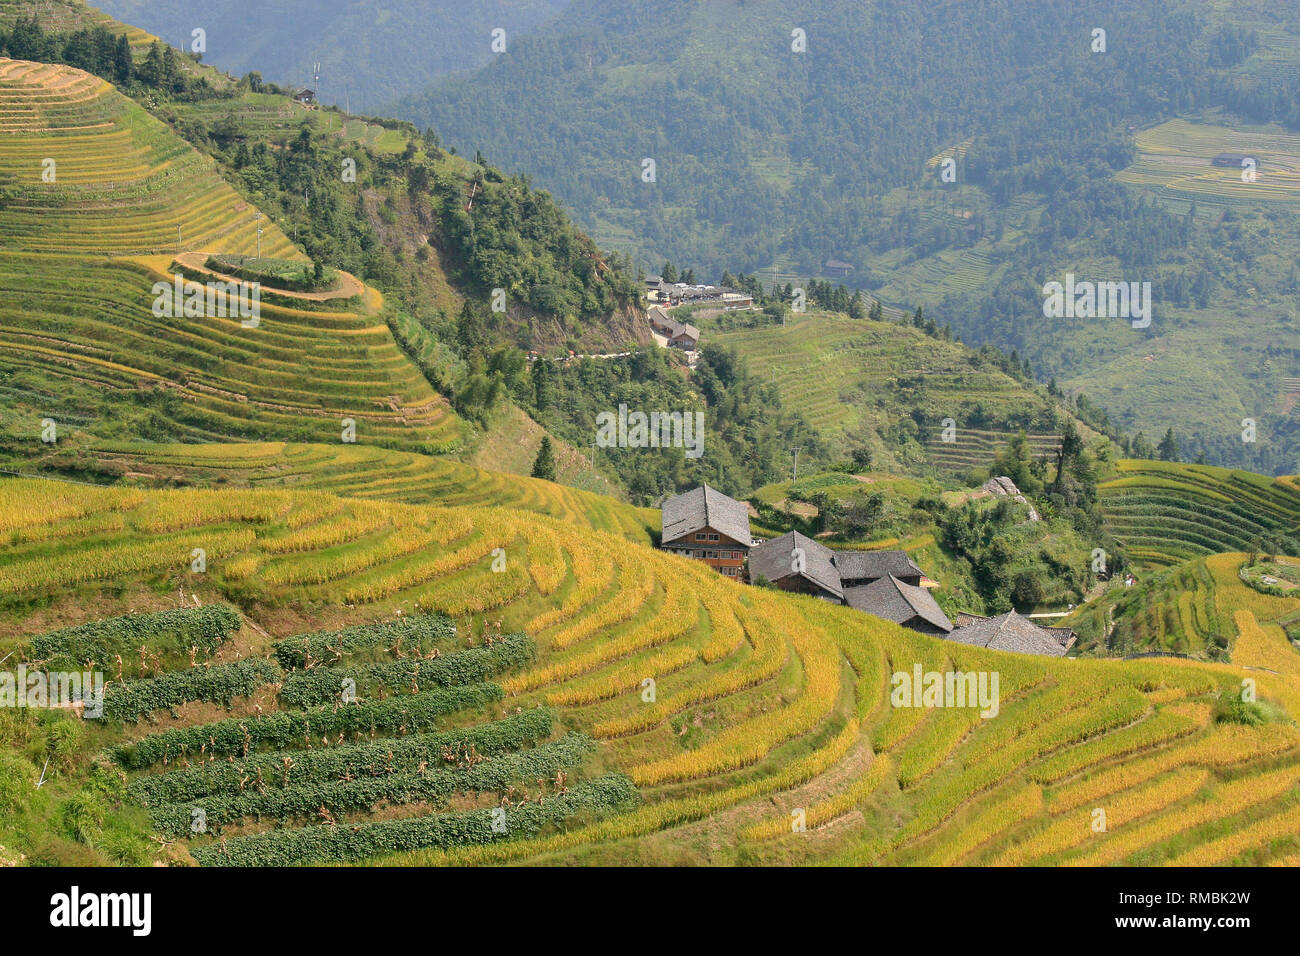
390;0;1300;475
95;0;569;110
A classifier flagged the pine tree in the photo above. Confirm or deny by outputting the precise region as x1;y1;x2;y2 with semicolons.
531;437;557;481
1157;427;1179;462
531;356;552;411
113;34;132;85
848;290;866;318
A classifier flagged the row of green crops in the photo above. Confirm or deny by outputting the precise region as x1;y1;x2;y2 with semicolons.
271;613;457;668
28;604;242;671
277;634;534;707
111;683;505;768
149;733;595;838
104;660;280;722
127;709;553;806
189;774;640;866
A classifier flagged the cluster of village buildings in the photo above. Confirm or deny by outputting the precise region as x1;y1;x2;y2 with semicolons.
661;484;1077;657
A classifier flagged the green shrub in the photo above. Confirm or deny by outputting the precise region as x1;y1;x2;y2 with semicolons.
277;633;532;707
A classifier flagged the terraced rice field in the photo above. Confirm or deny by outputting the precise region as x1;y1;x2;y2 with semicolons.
1067;549;1300;664
0;59;462;452
1099;459;1300;568
714;311;1061;471
924;427;1060;474
5;478;1300;866
0;60;297;256
171;93;410;155
1117;118;1300;209
80;440;659;540
0;1;157;49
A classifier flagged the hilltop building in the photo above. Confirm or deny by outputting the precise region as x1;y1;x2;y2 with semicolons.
648;309;701;350
647;280;753;310
660;485;752;577
1211;152;1259;170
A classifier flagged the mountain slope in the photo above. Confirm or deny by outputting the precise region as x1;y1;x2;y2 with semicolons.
0;57;462;453
3;478;1300;867
94;0;571;110
390;0;1300;474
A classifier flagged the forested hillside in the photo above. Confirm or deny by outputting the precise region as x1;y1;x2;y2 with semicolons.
392;0;1300;474
95;0;570;109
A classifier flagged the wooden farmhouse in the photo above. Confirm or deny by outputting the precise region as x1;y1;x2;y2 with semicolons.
660;484;752;577
747;531;844;601
843;575;952;635
748;533;953;633
660;487;1064;645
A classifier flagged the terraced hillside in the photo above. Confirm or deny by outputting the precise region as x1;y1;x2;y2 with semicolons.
0;0;156;48
1099;460;1300;569
0;59;293;256
1068;551;1300;661
0;58;463;453
58;440;658;541
5;478;1300;867
711;311;1068;473
1117;118;1300;210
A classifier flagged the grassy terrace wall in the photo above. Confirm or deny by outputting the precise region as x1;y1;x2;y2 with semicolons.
3;478;1300;866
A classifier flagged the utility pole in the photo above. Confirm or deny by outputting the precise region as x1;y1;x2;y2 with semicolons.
792;445;802;481
255;213;262;259
590;442;596;470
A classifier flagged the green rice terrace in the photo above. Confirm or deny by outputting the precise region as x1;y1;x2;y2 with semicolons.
1066;550;1300;668
1117;118;1300;209
0;58;462;455
712;310;1067;473
203;254;341;294
1098;460;1300;569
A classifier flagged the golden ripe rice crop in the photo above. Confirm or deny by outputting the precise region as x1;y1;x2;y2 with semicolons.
3;477;1300;866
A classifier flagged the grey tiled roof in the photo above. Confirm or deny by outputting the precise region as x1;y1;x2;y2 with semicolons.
748;531;842;598
834;550;924;582
661;484;753;547
947;611;1076;657
844;575;952;632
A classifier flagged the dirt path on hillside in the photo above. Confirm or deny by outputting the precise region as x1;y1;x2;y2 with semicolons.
173;252;365;301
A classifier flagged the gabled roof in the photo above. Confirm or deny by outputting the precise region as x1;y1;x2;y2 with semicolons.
947;611;1076;657
844;575;952;632
649;311;700;341
748;531;842;598
661;484;752;547
834;549;924;582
